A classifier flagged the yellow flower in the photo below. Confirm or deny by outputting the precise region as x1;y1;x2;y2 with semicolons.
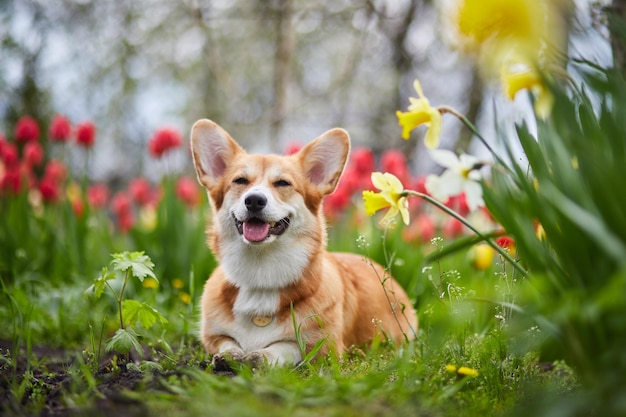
172;278;185;289
179;292;191;305
501;64;553;118
457;0;545;50
66;181;82;204
446;364;479;377
139;206;157;231
396;80;442;149
470;243;494;270
458;366;479;377
143;277;159;289
453;0;564;110
445;364;458;373
362;172;410;225
536;222;546;241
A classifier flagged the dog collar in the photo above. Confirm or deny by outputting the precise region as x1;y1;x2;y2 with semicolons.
251;315;273;327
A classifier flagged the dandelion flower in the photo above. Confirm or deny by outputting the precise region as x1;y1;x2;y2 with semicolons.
143;277;159;289
458;366;479;377
180;292;192;305
362;172;410;225
396;80;443;149
445;364;458;373
446;364;479;377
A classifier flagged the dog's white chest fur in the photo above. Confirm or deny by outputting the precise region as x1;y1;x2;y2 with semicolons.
233;287;280;316
216;308;286;353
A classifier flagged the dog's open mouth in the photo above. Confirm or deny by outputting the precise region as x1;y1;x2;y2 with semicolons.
234;215;290;242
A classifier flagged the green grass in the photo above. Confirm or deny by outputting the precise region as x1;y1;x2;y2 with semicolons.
0;211;580;416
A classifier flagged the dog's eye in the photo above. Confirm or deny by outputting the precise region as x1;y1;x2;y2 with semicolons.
274;179;291;187
233;177;249;185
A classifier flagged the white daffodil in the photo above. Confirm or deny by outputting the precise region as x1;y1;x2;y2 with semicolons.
425;149;485;212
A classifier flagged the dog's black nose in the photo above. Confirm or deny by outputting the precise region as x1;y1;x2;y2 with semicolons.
244;193;267;212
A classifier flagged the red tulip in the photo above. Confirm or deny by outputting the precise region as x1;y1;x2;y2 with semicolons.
380;149;410;185
129;177;152;206
1;142;19;167
49;115;72;142
39;176;60;202
148;128;182;158
15;116;40;142
175;176;200;207
350;148;375;176
111;191;132;216
283;142;302;155
43;160;67;184
87;183;110;209
0;166;21;194
76;122;96;148
23;142;44;167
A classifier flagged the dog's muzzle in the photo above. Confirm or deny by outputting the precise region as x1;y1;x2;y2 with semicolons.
233;214;290;242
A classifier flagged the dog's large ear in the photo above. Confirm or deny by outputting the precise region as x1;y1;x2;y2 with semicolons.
191;119;244;189
298;128;350;195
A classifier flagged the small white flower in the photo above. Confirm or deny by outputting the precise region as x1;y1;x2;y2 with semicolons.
425;149;485;212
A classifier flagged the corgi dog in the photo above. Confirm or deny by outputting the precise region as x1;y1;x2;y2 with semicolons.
190;119;417;370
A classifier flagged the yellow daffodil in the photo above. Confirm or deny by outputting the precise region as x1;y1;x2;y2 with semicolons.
362;172;410;225
396;80;443;149
455;0;564;65
456;0;548;55
453;0;564;112
501;64;553;118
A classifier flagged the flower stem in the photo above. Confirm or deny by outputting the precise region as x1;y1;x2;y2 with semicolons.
117;270;131;330
438;105;510;169
403;190;527;277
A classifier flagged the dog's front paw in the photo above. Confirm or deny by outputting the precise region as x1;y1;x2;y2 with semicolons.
242;351;271;370
212;350;245;374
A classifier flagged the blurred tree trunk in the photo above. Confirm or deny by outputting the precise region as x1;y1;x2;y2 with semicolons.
609;0;626;77
270;0;294;152
368;0;420;156
193;1;230;124
4;1;51;126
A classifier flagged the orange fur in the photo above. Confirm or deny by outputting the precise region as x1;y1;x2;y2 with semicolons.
191;119;417;368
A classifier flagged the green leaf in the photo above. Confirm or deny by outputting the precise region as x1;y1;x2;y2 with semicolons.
105;328;143;357
85;267;116;299
122;299;168;330
122;299;143;328
111;251;156;283
539;183;626;265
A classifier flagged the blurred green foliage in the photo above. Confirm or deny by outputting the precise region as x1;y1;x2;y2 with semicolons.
484;64;626;416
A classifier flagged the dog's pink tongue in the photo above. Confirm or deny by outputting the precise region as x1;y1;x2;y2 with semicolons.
243;221;270;242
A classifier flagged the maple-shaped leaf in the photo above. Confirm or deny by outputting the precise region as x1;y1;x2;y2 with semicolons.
122;299;168;330
105;327;143;357
111;251;156;283
85;267;116;299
